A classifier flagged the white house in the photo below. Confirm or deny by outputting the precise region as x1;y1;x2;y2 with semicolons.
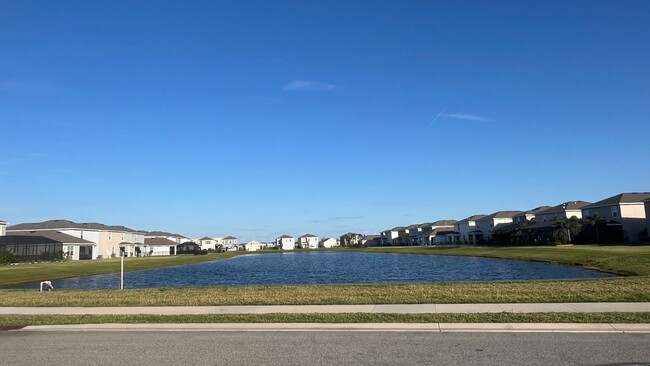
297;234;319;249
535;201;591;223
145;231;191;244
0;220;6;236
581;192;650;242
143;237;176;256
276;235;295;250
320;237;338;248
417;220;456;245
220;236;239;245
380;227;403;246
199;237;219;251
455;215;486;244
243;240;265;251
475;211;523;241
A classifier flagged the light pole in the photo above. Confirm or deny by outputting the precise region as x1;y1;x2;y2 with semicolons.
120;251;124;290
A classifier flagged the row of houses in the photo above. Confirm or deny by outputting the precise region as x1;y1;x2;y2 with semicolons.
368;192;650;247
0;219;198;261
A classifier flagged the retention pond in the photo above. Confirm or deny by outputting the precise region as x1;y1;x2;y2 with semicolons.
15;251;615;289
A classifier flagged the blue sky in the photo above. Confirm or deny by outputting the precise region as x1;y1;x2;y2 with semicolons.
1;1;649;241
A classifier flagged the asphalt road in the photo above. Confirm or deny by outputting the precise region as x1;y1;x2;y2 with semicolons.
1;330;649;366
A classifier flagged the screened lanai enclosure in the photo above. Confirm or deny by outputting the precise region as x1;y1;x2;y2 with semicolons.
0;235;63;262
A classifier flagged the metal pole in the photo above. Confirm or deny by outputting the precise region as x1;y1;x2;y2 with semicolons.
120;252;124;290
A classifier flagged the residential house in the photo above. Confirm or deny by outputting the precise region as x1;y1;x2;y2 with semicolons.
220;236;239;245
512;206;551;226
297;234;319;249
455;215;486;244
276;235;295;250
243;240;265;251
360;235;381;247
380;227;401;246
417;220;457;245
5;230;95;260
475;211;523;242
143;237;177;256
145;231;191;244
581;192;650;242
6;219;145;259
0;219;6;236
339;232;363;247
320;237;338;248
424;228;461;245
198;237;219;251
536;201;591;223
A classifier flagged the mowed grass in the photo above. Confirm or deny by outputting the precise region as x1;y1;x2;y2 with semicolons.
2;312;650;327
1;277;649;307
0;252;240;287
349;245;650;276
0;245;649;307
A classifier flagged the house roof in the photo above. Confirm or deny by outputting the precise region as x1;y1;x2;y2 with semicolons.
536;201;592;215
0;235;63;246
7;219;143;233
478;211;523;221
199;236;214;240
299;234;318;238
222;236;238;240
144;237;178;246
6;230;94;244
457;215;486;223
278;235;294;239
516;206;552;215
0;220;6;224
432;220;457;226
391;226;406;231
582;193;650;209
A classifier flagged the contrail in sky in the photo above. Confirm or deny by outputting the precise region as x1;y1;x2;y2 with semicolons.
428;106;447;127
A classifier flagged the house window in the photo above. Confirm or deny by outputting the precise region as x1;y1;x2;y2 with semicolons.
109;232;112;240
611;207;618;218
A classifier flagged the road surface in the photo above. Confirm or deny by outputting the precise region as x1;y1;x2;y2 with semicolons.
1;329;649;365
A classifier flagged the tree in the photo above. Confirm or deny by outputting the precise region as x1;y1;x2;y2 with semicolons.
586;213;606;244
339;233;363;247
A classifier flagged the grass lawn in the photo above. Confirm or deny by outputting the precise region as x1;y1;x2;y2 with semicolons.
2;312;650;327
0;245;649;307
0;251;239;287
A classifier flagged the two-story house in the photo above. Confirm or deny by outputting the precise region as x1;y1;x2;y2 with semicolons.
297;234;319;249
581;192;650;242
512;206;551;226
0;219;6;236
455;215;486;244
536;201;591;223
475;211;523;242
276;235;295;250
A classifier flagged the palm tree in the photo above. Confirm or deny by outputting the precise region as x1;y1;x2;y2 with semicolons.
586;213;606;244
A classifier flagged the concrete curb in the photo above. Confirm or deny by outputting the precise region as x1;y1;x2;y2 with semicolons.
14;323;650;333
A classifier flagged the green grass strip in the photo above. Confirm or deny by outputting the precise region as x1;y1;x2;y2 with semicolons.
2;313;650;327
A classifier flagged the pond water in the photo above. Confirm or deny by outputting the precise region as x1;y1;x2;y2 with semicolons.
15;251;615;289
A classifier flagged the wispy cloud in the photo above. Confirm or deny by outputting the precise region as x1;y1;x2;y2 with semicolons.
443;113;493;122
283;80;336;91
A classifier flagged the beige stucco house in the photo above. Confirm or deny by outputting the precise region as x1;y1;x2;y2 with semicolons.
581;192;650;242
0;220;6;236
